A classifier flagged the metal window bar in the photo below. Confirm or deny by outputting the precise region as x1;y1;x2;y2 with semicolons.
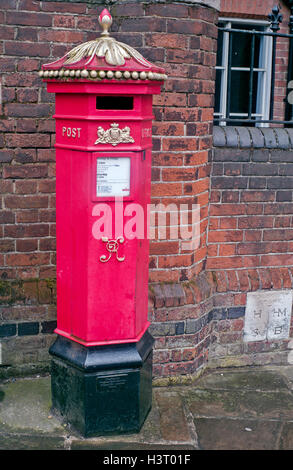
225;29;233;122
269;34;277;121
248;32;255;120
214;6;293;126
285;2;293;122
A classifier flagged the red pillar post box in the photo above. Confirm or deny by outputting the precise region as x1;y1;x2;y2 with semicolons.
39;9;166;436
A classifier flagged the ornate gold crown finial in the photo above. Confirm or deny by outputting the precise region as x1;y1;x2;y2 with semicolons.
98;8;112;36
40;6;167;79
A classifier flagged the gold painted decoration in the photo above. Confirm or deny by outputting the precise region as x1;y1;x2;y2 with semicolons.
95;123;134;146
39;68;167;81
100;236;125;263
39;9;167;81
63;9;151;68
63;36;152;68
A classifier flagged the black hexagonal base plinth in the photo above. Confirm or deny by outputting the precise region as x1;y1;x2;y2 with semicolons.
49;330;154;437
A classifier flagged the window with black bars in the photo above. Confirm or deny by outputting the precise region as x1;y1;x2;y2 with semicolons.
214;5;293;127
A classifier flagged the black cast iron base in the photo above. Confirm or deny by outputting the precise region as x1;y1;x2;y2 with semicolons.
49;330;154;437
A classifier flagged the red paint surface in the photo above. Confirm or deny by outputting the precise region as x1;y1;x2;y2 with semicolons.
46;80;163;346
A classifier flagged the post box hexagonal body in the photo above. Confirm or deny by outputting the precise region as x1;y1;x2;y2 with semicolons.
50;81;159;347
40;9;166;436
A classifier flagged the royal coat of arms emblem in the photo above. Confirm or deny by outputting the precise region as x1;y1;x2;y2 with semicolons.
94;123;134;146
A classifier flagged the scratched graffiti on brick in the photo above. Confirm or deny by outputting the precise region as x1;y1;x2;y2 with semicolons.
244;290;293;342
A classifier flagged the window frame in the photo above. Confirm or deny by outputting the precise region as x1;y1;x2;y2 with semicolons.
214;17;273;127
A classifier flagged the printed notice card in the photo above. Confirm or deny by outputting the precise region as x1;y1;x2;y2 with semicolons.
97;157;130;197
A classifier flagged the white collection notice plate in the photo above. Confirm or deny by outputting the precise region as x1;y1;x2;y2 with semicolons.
96;157;130;197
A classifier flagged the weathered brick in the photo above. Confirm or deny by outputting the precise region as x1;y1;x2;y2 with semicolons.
38;29;85;43
0;25;15;40
0;324;17;338
17;27;38;41
276;191;293;202
167;18;205;35
14;180;37;194
16;119;38;133
53;15;76;29
248;177;267;189
150;33;188;52
271;150;293;162
4;224;49;238
5;195;48;209
0;120;15;133
4;72;41;87
5;253;50;267
41;320;57;334
42;1;86;12
0;151;14;163
221;191;239;203
211;177;248;189
240;191;275;203
17;59;39;72
18;0;41;11
213;148;250;162
16;239;38;252
0;239;15;252
0;210;15;223
18;322;39;336
6;104;51;118
121;17;167;33
39;238;56;251
162;167;196;182
6;134;51;149
0;0;17;8
6;11;52;26
16;89;38;104
243;163;279;176
14;149;37;164
3;165;48;179
5;41;51;57
238;216;274;229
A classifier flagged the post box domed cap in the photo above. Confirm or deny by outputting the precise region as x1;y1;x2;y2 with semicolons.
39;9;167;82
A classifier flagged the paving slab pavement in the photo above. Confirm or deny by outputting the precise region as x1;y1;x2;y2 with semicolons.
1;365;293;450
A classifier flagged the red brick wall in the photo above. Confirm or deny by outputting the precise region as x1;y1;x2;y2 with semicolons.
220;0;288;18
149;126;293;377
1;1;217;283
147;3;217;282
205;125;293;370
209;127;293;277
1;0;293;379
0;0;219;376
